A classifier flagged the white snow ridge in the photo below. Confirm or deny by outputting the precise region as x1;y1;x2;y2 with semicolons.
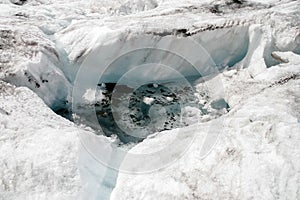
0;0;299;200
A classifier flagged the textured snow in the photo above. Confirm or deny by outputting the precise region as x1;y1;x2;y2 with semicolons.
0;0;299;199
111;62;300;200
0;81;80;199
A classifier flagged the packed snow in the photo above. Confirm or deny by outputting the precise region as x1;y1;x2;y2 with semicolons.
0;81;81;199
0;0;299;199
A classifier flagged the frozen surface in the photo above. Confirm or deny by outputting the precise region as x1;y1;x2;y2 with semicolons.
112;61;300;200
0;0;299;199
0;81;80;199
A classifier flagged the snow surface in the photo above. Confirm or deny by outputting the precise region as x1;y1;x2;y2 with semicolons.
111;58;300;200
0;0;299;199
0;81;81;199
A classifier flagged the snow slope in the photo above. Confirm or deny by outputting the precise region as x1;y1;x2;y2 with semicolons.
0;0;299;199
0;81;80;200
111;58;300;200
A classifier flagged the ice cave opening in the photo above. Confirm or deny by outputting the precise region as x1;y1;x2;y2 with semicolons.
55;26;262;144
47;23;298;145
55;25;261;145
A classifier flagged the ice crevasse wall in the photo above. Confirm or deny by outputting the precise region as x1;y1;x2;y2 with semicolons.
1;1;299;111
2;24;297;110
0;0;300;199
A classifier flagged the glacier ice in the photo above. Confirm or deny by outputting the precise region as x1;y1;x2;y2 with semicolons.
0;0;299;199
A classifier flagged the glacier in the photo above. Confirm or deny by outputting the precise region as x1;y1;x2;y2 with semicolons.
0;0;299;199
